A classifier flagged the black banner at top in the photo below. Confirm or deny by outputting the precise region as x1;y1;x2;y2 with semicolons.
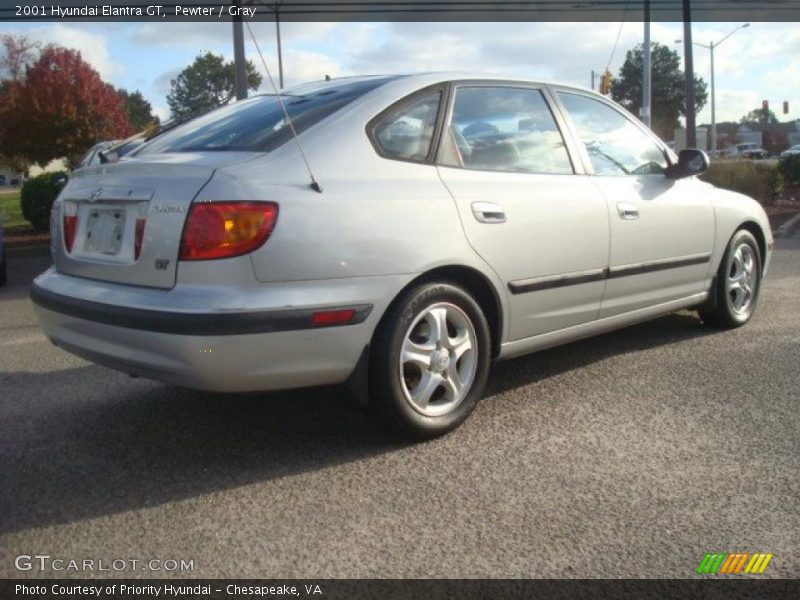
3;0;800;22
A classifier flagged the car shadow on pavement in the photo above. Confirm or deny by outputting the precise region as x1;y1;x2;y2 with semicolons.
0;368;403;535
0;310;716;536
487;311;714;397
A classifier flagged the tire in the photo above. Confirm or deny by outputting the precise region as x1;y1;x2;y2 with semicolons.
699;229;762;328
368;281;491;439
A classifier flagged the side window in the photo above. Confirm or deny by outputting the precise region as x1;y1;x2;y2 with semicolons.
442;86;573;175
373;92;441;161
557;92;668;176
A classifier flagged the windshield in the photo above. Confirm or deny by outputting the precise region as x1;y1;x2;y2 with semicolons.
138;77;395;155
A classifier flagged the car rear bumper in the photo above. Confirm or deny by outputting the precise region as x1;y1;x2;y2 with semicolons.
31;268;408;392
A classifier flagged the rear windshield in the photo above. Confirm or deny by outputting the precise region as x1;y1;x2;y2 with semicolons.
138;77;395;155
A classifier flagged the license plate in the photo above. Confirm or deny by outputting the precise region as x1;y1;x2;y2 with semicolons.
84;208;126;255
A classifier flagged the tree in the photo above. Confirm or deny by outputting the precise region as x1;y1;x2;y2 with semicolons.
0;46;132;168
0;34;40;174
0;34;40;82
167;52;262;121
739;107;779;125
611;42;709;142
117;88;159;131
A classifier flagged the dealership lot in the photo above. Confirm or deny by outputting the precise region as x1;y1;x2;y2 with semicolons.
0;241;798;578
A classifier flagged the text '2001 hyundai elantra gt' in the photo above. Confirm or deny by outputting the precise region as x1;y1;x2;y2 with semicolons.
32;73;773;438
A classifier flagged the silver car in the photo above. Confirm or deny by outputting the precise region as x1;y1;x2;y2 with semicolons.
780;144;800;158
32;73;773;438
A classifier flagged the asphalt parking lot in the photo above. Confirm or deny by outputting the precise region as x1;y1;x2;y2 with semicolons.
0;240;798;579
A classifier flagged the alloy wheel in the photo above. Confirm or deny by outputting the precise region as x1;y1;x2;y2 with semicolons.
398;302;478;417
726;242;757;314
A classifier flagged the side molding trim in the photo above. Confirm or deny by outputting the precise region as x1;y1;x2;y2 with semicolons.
508;253;711;295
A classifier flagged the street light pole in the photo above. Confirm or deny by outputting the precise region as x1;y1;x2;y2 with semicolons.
642;0;652;129
709;42;716;153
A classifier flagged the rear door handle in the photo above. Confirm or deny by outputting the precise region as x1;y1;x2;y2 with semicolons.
617;202;639;220
471;201;506;224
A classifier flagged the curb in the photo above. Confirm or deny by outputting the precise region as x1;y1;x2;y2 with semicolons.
775;210;800;239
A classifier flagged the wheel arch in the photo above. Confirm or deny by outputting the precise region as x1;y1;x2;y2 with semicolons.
374;264;505;359
738;220;768;269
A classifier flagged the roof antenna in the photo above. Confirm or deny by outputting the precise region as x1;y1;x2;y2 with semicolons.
244;19;322;193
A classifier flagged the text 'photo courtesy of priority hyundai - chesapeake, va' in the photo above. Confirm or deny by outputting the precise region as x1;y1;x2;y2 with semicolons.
0;1;798;598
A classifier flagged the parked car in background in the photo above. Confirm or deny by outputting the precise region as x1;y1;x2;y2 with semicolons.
31;73;773;438
780;144;800;158
0;215;6;286
732;142;768;159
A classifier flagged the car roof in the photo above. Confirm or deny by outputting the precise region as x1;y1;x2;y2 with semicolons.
281;72;593;97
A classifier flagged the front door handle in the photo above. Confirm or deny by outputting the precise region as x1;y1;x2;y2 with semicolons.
471;201;506;224
617;202;639;220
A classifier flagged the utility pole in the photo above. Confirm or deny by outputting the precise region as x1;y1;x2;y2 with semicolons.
641;0;652;129
682;0;697;148
232;0;247;100
275;7;284;89
675;24;748;154
709;41;715;153
591;70;597;92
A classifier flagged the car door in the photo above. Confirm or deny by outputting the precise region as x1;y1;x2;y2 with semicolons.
552;89;715;318
436;83;610;341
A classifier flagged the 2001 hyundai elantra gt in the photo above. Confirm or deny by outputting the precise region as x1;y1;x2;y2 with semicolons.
32;73;773;438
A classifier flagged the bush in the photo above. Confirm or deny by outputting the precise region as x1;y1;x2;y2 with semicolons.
700;160;782;206
778;155;800;187
20;171;68;232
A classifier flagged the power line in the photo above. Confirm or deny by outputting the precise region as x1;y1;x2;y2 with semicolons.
604;0;630;74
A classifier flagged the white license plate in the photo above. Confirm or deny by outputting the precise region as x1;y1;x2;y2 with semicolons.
84;208;126;255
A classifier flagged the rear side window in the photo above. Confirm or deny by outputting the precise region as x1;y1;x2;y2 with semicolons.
138;77;394;155
442;86;573;175
373;92;442;162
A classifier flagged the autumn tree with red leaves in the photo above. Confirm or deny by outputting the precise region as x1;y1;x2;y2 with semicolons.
0;45;132;168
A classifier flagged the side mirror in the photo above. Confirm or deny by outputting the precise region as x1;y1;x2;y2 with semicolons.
666;148;709;179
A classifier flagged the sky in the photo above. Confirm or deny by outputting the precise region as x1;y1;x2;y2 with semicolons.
1;20;798;128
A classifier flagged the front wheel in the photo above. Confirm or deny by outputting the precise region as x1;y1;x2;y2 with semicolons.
699;229;762;328
368;282;491;439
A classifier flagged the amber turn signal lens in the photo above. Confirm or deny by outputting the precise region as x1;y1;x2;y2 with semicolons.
179;202;278;261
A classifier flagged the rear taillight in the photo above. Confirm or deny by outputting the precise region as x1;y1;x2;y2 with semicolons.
63;201;78;253
179;202;278;261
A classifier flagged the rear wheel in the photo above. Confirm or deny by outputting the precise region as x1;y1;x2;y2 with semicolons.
699;229;761;328
368;282;490;439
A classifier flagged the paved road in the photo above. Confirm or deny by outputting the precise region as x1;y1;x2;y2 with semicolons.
1;241;798;579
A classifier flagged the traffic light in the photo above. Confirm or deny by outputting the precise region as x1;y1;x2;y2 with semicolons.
600;70;613;95
762;99;769;111
784;100;789;115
